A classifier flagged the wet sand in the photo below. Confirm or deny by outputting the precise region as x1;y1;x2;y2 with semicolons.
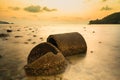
0;24;120;80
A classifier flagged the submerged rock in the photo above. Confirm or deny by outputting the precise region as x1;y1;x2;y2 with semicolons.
24;42;28;44
40;37;43;40
24;42;67;76
92;31;95;33
98;41;102;43
6;29;12;32
33;35;37;37
27;39;32;41
17;29;20;31
14;36;23;38
0;33;9;38
40;37;43;41
90;51;94;53
0;21;11;24
31;42;36;44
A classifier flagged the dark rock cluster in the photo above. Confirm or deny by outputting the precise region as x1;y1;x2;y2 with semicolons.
0;33;9;38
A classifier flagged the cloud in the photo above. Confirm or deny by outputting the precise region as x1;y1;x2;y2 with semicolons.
43;6;57;12
8;7;20;11
24;5;41;13
24;5;57;13
101;5;112;11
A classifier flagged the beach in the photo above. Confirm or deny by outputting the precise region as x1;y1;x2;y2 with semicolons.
0;24;120;80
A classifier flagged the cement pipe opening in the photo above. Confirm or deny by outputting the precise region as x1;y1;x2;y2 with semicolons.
47;32;87;57
48;38;58;47
24;42;67;76
27;42;60;64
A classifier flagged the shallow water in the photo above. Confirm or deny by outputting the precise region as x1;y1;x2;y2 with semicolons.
0;24;120;80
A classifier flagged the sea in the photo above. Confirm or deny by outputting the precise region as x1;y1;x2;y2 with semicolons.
0;24;120;80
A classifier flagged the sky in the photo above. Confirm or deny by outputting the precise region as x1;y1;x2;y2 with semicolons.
0;0;120;24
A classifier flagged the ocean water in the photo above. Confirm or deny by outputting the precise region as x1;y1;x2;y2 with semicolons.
0;24;120;80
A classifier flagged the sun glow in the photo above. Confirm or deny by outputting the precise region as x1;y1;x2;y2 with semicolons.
0;0;120;24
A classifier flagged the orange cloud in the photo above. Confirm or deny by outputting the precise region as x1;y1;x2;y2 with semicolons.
24;5;57;13
24;5;41;13
43;6;57;12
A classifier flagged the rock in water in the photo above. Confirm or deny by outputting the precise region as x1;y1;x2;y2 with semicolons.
24;42;67;76
14;36;23;38
0;33;9;38
6;29;12;32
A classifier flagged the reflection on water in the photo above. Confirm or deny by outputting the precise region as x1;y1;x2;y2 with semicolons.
0;24;120;80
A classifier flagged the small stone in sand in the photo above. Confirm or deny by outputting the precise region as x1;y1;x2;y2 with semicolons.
98;41;102;43
90;51;94;53
7;29;12;32
27;39;32;41
9;26;12;28
24;26;28;28
32;31;34;32
32;42;36;44
17;29;20;31
33;35;37;37
13;42;19;43
92;31;95;33
29;28;32;30
15;36;23;38
24;42;28;44
40;37;43;40
83;27;86;29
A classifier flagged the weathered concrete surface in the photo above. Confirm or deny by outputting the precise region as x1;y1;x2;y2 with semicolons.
27;42;60;64
24;42;67;76
47;32;87;57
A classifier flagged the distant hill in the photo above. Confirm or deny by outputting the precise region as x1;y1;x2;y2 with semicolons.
0;21;14;24
89;12;120;24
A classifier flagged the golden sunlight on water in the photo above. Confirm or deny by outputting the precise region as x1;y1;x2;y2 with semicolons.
0;24;120;80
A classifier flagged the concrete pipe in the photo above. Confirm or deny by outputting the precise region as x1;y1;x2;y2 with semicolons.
24;42;67;76
47;32;87;57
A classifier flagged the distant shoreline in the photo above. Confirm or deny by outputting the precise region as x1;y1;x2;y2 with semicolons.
89;12;120;24
0;21;14;24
